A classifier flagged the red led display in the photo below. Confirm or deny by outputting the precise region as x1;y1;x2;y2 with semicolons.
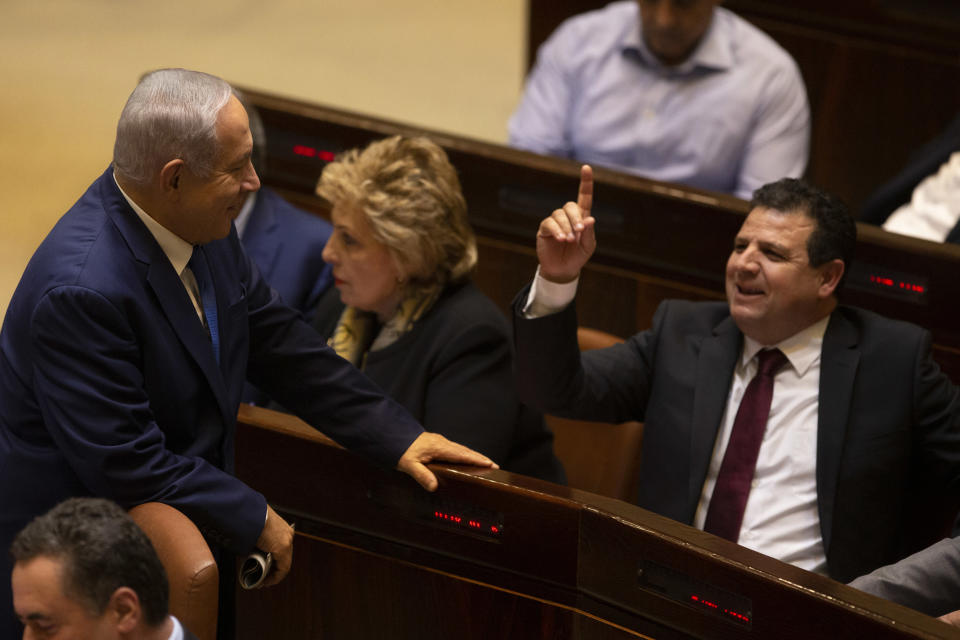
433;510;502;537
869;274;925;294
691;594;750;623
292;145;336;162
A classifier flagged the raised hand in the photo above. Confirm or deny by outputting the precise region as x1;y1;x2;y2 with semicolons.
536;164;597;283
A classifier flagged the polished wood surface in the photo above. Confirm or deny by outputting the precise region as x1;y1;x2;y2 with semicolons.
525;0;960;211
238;85;960;386
234;405;959;639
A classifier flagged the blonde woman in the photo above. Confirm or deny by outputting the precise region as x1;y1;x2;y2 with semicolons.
312;135;565;483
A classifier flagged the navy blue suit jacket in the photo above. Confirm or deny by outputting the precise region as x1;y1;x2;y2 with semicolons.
0;168;422;634
241;187;332;322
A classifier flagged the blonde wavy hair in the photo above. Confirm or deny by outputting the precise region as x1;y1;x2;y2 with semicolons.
316;136;477;292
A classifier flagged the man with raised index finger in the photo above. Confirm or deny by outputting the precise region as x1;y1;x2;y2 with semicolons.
513;165;960;582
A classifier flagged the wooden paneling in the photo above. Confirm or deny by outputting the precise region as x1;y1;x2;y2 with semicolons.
234;406;956;639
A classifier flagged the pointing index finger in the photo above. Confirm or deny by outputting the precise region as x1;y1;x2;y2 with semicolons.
577;165;593;220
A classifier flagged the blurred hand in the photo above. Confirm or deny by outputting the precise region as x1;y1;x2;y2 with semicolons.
397;432;498;491
939;609;960;627
255;504;294;587
536;164;597;283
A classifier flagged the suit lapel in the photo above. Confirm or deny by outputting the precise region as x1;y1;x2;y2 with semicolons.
101;170;231;419
688;316;742;513
816;310;860;555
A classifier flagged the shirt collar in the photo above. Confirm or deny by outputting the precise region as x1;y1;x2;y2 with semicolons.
234;191;257;238
114;174;195;276
622;9;732;75
741;315;830;378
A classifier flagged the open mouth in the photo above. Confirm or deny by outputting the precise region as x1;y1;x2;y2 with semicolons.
736;284;765;296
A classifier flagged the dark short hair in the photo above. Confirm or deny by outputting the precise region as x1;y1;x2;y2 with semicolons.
10;498;169;627
750;178;857;291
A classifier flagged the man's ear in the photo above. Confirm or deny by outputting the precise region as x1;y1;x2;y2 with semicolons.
817;259;845;298
106;586;142;633
160;159;184;195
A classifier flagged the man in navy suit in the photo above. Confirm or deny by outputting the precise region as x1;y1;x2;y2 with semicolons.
513;166;960;582
0;68;494;638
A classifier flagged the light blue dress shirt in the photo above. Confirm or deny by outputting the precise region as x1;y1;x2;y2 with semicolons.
508;2;810;200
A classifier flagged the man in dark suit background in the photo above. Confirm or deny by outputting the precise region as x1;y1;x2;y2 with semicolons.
11;497;199;640
513;166;960;582
859;111;960;244
0;68;494;638
234;90;333;323
233;91;333;405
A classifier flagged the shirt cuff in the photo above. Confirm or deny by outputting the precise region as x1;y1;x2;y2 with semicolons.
522;266;579;318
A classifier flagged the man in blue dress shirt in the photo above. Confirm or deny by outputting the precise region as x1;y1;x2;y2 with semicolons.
509;0;810;199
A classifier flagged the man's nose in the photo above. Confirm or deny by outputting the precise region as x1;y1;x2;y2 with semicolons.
243;162;261;192
734;249;760;273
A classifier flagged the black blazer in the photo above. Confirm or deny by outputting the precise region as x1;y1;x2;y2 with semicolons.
513;293;960;581
313;281;566;483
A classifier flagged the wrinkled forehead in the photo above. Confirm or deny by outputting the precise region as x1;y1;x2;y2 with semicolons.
738;206;816;246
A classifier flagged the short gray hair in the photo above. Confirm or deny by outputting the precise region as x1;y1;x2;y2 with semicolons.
113;68;233;186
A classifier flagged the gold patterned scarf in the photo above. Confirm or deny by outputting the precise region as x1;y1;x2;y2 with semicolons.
329;285;442;369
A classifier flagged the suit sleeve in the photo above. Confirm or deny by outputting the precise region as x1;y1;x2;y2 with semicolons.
29;285;267;554
512;284;658;423
242;252;424;467
911;330;960;494
849;537;960;617
417;316;521;464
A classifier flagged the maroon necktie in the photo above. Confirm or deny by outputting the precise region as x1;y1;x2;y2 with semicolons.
703;348;788;542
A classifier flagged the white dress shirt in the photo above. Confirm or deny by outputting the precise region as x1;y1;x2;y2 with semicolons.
525;271;828;573
168;615;185;640
883;151;960;242
693;318;828;574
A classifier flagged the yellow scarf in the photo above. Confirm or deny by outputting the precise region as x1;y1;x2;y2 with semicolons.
329;285;441;369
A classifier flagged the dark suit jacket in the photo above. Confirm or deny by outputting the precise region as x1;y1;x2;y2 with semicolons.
311;282;566;483
240;187;332;322
239;187;332;405
850;537;960;617
0;168;423;636
513;294;960;581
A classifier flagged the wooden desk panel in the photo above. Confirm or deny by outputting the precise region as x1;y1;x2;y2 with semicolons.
234;405;957;639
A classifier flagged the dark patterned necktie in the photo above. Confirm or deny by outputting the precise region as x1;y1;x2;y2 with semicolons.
704;348;788;542
188;246;220;363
